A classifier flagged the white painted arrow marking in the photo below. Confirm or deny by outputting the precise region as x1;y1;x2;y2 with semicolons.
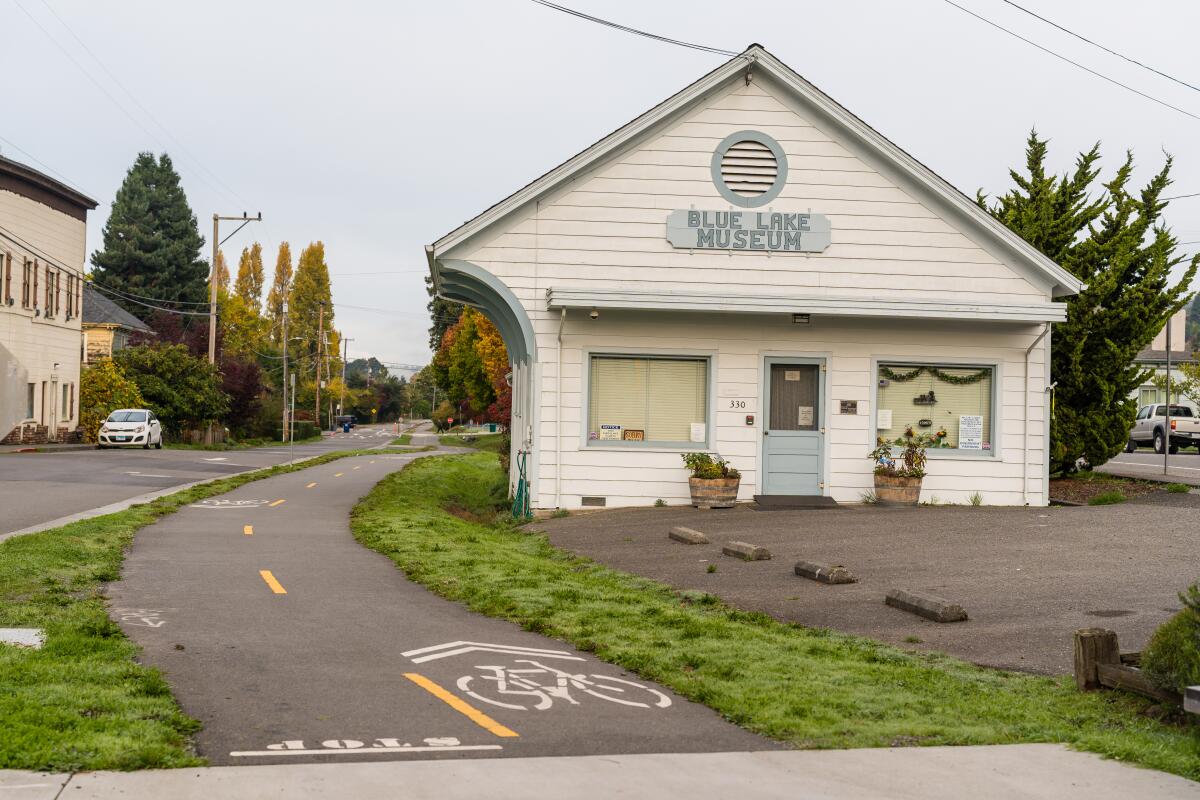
401;640;585;664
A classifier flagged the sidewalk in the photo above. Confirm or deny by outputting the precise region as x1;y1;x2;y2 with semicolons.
0;441;92;454
3;745;1196;799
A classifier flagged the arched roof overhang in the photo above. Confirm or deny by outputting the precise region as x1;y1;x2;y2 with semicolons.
432;258;537;364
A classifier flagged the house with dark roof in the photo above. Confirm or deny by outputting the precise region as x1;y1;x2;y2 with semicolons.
82;282;152;362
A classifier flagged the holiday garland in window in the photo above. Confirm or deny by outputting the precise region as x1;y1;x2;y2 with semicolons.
878;365;990;386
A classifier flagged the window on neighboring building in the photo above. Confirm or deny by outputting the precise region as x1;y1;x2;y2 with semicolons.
876;363;995;452
64;274;73;319
44;266;55;318
3;252;10;305
21;258;32;308
587;355;709;446
62;383;70;418
26;383;35;420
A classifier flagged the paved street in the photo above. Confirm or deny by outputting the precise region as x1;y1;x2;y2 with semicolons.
0;425;401;537
106;448;767;766
1100;448;1200;486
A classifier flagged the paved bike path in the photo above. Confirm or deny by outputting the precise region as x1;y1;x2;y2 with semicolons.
107;450;771;765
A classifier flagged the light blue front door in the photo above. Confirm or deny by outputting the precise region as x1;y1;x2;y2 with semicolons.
762;359;824;495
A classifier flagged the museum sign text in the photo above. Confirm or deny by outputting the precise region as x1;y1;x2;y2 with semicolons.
665;210;831;253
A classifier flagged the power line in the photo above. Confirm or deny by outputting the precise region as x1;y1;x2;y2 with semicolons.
88;280;210;317
529;0;739;57
941;0;1200;122
12;0;248;208
0;135;93;196
1165;192;1200;201
999;0;1200;95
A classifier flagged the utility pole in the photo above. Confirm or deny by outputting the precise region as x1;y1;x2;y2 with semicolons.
208;212;262;364
281;301;289;442
314;301;325;429
1165;315;1173;476
208;212;262;445
340;336;354;422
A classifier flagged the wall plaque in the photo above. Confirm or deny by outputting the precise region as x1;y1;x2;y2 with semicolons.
839;400;858;415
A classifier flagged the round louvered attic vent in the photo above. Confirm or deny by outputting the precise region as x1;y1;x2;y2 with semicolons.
720;140;777;198
711;130;788;208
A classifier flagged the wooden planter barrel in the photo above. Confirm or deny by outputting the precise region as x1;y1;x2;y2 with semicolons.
689;477;740;509
874;473;922;505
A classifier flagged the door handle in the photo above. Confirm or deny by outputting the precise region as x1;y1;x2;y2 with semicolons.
763;431;769;436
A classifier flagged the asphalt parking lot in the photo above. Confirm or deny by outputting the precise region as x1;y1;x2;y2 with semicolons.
536;493;1200;675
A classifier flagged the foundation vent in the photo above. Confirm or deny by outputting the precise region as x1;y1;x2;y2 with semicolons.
580;496;607;507
719;139;778;198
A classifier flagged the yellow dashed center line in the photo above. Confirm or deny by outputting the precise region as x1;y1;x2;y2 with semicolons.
403;673;518;738
243;525;253;536
259;570;287;594
334;472;344;477
269;499;286;507
306;482;317;489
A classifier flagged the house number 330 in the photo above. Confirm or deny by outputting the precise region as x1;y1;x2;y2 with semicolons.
728;400;747;409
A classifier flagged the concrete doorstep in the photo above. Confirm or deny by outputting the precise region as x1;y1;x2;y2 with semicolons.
2;745;1196;799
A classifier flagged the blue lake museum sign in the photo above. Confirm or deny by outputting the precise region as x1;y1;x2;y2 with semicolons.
665;210;831;253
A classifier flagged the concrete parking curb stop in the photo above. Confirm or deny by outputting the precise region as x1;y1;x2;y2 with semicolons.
669;526;709;544
722;541;771;561
886;589;969;623
794;561;857;584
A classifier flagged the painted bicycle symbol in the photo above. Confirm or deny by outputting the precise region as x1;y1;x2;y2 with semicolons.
456;659;671;711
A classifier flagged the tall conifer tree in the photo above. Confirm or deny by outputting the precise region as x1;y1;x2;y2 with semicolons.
91;152;208;316
981;132;1197;473
266;242;293;343
234;242;265;314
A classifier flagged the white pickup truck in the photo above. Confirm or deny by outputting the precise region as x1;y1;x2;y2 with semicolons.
1126;403;1200;454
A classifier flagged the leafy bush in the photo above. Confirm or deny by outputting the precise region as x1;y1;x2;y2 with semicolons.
1142;583;1200;694
1087;490;1126;506
114;344;228;439
681;452;741;480
1165;483;1191;494
79;361;145;443
870;427;933;478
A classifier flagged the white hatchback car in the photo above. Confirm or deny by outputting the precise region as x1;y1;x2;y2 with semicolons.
97;409;164;449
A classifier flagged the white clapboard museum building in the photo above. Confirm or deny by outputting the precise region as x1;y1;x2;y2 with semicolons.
426;45;1080;509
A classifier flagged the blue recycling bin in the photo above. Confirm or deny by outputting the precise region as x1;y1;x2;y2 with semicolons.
342;422;351;433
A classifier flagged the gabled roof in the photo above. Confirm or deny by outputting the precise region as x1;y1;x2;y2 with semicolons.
431;44;1082;299
82;283;152;332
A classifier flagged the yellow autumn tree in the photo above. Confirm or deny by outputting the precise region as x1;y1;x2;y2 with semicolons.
234;242;266;314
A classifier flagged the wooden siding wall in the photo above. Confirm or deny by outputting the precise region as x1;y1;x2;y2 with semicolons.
450;77;1053;507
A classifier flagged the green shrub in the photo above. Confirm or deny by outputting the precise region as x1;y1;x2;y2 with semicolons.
1165;483;1191;494
1142;584;1200;694
1088;490;1126;506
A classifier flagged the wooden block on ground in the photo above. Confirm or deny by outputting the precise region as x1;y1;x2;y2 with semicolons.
669;526;709;545
1073;628;1119;691
885;589;967;623
794;560;857;584
722;541;771;561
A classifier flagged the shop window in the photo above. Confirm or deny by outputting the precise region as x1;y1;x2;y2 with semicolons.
876;363;994;452
587;355;708;446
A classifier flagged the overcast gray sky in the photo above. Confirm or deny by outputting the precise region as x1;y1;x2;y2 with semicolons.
4;0;1198;369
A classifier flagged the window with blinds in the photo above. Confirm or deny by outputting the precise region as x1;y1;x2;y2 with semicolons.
588;355;708;445
876;363;993;451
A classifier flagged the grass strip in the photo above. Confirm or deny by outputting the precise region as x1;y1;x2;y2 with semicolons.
351;453;1200;780
165;435;323;451
391;434;412;445
437;433;506;452
0;447;378;772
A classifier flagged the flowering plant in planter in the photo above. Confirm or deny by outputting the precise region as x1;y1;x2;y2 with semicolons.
681;453;741;509
869;427;932;505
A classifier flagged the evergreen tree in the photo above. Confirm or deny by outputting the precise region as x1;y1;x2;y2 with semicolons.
91;152;208;316
266;242;293;343
234;242;265;314
981;132;1197;473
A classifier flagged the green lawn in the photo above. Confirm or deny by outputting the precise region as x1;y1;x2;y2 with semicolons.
0;448;374;771
350;453;1200;780
391;434;412;445
438;432;506;452
165;434;322;451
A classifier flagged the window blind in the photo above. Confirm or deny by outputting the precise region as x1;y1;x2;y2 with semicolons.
589;356;708;444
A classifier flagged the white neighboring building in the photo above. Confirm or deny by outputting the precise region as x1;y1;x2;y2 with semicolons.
426;45;1080;508
0;156;97;444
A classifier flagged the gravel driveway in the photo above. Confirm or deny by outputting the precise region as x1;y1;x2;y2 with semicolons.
535;493;1200;675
